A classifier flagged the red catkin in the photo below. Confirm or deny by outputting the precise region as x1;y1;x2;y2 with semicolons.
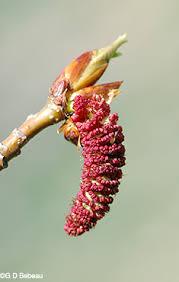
64;94;125;236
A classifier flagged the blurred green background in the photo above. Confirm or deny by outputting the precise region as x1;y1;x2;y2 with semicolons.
0;0;178;281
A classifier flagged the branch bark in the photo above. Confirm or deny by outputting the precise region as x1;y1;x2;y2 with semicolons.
0;98;65;171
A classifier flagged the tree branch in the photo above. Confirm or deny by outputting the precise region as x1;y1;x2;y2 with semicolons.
0;34;127;172
0;98;65;171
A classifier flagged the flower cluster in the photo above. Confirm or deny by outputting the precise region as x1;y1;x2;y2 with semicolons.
49;35;127;236
64;93;125;236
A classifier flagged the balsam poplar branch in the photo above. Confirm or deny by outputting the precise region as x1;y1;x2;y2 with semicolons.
0;34;127;172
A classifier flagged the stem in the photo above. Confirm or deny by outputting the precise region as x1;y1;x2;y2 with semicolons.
0;99;65;171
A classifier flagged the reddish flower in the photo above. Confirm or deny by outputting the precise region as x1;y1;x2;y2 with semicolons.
64;93;125;236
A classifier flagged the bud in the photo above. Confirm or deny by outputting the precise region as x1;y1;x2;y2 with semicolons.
49;34;127;106
66;81;123;113
59;81;123;144
58;118;79;146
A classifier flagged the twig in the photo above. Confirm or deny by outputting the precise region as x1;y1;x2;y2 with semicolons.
0;34;127;172
0;98;64;171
